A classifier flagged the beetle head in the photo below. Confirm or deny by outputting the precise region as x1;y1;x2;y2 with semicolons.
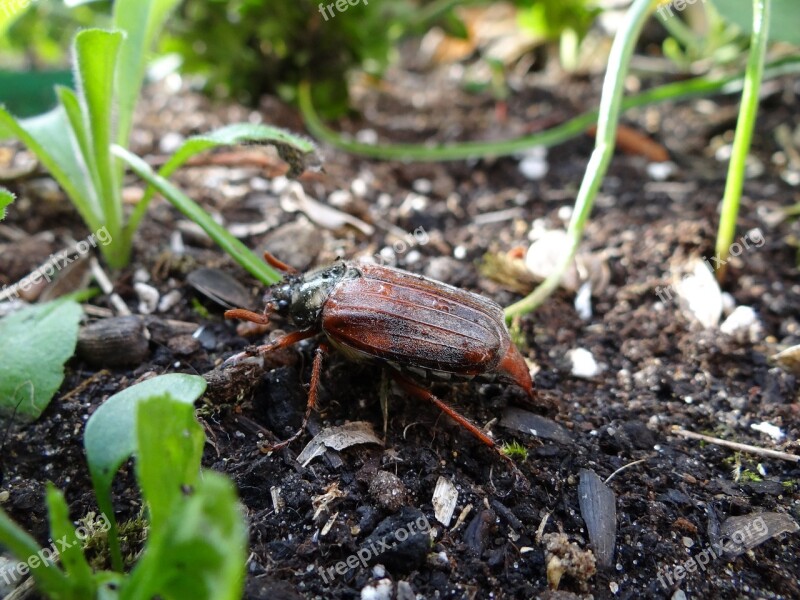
269;261;349;328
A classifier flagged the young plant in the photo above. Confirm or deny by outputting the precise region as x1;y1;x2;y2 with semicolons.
714;0;771;279
0;0;317;278
0;0;181;268
0;374;247;599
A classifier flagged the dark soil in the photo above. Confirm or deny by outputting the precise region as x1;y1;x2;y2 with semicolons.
1;53;799;600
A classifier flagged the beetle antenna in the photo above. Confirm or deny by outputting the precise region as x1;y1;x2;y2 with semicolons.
263;252;298;274
224;308;270;325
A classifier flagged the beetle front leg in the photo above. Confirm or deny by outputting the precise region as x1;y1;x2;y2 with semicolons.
224;328;319;365
391;373;526;482
262;343;327;452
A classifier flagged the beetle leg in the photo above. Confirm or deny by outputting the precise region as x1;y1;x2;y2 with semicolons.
263;343;327;452
224;328;318;365
390;372;525;479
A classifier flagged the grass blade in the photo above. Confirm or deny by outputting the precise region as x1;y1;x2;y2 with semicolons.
113;145;283;285
714;0;771;279
505;0;656;319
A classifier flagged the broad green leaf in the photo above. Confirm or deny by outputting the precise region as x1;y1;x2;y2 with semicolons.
73;29;124;235
45;484;95;597
0;188;13;220
0;106;101;232
127;122;320;235
0;300;82;422
121;472;247;600
0;505;69;595
112;0;182;150
712;0;799;45
113;145;283;285
134;394;204;533
84;374;206;495
83;373;206;570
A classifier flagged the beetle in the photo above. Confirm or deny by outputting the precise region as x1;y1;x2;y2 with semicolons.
225;252;535;470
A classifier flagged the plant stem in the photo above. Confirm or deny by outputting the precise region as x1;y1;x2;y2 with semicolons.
299;56;800;162
714;0;770;281
505;0;657;319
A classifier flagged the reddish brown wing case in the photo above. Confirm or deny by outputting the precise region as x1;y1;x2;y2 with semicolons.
321;263;511;376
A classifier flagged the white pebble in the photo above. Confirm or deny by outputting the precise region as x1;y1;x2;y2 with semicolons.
720;305;762;342
159;132;184;154
158;289;182;313
361;578;393;600
412;178;433;194
351;178;368;197
356;129;378;145
134;282;159;315
751;421;785;441
647;161;677;181
567;348;601;378
518;152;549;181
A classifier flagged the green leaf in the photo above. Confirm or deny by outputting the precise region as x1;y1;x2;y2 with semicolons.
121;472;247;600
56;85;102;207
0;106;101;233
120;394;247;600
73;29;124;238
134;394;205;533
83;373;206;571
113;145;283;285
0;300;82;422
0;506;69;595
162;123;318;179
112;0;182;150
0;187;13;220
127;123;320;236
45;484;95;597
712;0;799;44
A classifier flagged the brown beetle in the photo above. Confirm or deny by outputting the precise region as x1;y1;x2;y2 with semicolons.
225;253;535;470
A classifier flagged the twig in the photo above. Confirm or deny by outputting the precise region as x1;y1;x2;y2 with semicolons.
59;369;110;403
672;427;799;463
605;457;650;483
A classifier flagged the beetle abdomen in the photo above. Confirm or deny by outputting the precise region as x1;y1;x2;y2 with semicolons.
321;264;509;375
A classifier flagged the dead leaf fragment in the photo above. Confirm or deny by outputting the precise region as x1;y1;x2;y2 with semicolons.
432;476;458;527
772;344;800;375
296;421;383;467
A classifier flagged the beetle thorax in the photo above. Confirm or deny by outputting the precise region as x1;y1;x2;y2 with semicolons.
286;263;348;329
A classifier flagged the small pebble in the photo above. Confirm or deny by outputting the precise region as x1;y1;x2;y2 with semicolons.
369;471;408;512
356;129;378;145
158;289;182;313
412;178;433;194
134;282;159;315
396;581;415;600
361;578;393;600
647;161;677;181
159;131;184;154
567;348;601;378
